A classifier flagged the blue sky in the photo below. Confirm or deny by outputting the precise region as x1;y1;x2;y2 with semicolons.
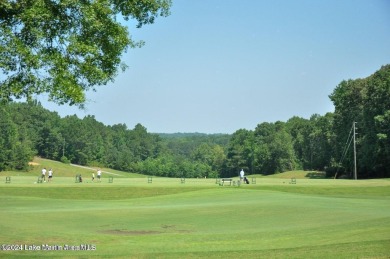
43;0;390;133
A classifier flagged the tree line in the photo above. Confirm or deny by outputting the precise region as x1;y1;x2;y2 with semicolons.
0;65;389;178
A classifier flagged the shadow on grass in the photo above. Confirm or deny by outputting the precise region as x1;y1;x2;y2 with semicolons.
305;171;326;179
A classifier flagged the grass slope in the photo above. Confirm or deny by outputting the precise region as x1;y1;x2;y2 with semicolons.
249;170;326;179
2;157;143;178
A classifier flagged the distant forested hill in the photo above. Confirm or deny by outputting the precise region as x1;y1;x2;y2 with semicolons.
1;65;389;178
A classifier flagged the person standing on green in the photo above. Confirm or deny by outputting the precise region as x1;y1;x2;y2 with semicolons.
41;168;47;182
97;169;102;182
48;168;53;182
240;169;245;181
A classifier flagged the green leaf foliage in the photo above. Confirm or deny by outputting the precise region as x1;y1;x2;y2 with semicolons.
0;0;172;106
0;104;34;170
329;65;390;177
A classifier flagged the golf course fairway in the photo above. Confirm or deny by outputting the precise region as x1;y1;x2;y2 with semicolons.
0;176;389;258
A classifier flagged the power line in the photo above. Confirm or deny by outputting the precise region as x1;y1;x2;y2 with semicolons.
334;122;356;179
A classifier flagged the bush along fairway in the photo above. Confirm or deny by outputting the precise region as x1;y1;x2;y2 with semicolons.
0;174;389;258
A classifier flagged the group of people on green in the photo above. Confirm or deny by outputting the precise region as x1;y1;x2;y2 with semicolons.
92;169;102;182
41;167;53;182
40;168;102;183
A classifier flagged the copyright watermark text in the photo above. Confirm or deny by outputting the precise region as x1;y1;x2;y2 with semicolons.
1;244;96;251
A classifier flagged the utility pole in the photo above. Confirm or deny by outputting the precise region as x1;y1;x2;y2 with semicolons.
63;138;65;157
353;122;357;180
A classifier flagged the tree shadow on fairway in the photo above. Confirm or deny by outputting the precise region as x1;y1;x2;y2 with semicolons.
305;172;326;179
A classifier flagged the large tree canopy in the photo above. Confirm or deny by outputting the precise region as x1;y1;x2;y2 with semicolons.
0;0;171;106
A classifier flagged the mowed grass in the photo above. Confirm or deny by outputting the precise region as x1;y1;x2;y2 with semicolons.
1;165;389;258
3;157;143;178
